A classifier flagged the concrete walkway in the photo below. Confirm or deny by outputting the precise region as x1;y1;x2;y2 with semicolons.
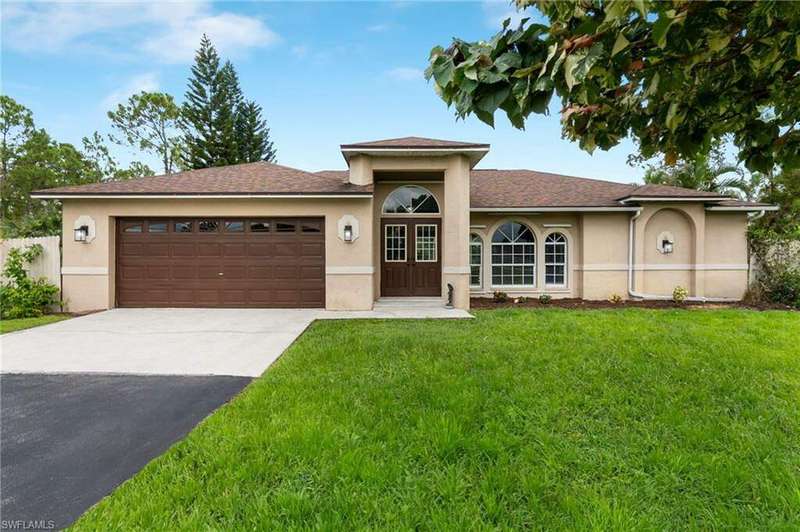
1;307;471;377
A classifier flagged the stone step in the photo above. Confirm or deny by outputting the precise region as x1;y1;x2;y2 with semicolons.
374;297;446;309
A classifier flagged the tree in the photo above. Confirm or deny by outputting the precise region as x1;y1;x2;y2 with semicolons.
0;95;34;179
182;34;222;169
237;100;276;163
640;141;748;197
216;61;242;165
426;1;800;172
1;97;153;237
182;35;277;169
107;91;182;174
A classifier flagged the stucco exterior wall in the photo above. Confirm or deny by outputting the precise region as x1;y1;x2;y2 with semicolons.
580;213;630;300
61;197;375;312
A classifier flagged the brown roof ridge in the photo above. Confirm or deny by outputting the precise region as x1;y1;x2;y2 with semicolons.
623;183;733;199
341;136;489;148
472;168;638;188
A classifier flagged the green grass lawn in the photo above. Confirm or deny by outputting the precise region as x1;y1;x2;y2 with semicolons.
73;309;800;530
0;314;70;334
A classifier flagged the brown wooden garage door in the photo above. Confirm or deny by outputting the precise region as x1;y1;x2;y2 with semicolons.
116;217;325;308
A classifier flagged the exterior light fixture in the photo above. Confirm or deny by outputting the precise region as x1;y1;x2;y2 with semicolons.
74;225;89;243
662;239;674;254
343;224;353;242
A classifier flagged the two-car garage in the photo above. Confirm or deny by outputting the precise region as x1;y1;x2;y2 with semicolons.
116;217;325;308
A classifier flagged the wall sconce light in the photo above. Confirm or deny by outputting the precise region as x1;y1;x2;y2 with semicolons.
343;224;353;242
74;225;89;243
661;239;674;254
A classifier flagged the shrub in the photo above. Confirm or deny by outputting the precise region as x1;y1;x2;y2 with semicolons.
672;286;688;304
1;244;61;319
765;270;800;308
608;293;623;304
539;294;552;304
492;291;509;303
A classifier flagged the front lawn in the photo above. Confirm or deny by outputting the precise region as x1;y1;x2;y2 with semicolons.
0;314;70;334
73;309;800;530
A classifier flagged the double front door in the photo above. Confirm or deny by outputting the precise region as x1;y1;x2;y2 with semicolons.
381;218;441;297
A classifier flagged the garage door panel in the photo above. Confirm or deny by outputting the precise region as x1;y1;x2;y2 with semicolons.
172;265;196;279
222;243;247;257
171;243;196;257
117;217;324;308
146;243;170;257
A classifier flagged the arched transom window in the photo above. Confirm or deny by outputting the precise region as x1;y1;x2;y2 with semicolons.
491;222;535;286
382;185;440;214
544;233;567;287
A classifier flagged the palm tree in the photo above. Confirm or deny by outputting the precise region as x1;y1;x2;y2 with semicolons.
644;148;749;198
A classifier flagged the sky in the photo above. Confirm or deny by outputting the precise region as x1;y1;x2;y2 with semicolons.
2;0;642;183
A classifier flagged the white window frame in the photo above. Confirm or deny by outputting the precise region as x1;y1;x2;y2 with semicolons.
491;222;536;288
470;234;483;289
384;224;407;262
544;232;568;288
415;224;437;263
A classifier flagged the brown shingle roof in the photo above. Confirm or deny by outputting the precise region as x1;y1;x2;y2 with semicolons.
35;161;768;209
340;136;489;149
34;162;372;196
470;169;637;208
623;183;727;199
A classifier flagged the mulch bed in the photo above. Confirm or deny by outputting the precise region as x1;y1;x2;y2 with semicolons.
470;297;795;311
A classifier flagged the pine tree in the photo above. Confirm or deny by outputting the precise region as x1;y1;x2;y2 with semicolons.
216;61;241;166
182;34;222;169
182;35;277;168
237;101;276;163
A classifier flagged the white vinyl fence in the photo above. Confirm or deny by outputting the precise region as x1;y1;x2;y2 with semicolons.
0;235;61;291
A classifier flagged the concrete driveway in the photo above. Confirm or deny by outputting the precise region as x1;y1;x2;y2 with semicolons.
1;373;251;529
1;308;319;377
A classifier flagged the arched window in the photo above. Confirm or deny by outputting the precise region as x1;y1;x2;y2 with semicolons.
470;233;483;288
491;222;535;286
382;185;439;214
544;233;567;287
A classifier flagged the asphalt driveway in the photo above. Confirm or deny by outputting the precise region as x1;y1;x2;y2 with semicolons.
0;373;251;529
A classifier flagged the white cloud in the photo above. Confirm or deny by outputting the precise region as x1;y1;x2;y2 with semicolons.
482;0;528;29
100;73;159;110
386;67;424;81
2;1;280;63
367;23;391;33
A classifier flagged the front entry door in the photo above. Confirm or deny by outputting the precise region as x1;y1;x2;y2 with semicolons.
381;218;441;297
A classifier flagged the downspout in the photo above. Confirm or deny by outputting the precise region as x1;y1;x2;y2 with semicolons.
745;209;766;286
626;207;740;303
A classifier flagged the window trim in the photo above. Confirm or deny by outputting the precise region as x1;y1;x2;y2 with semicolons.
384;224;407;263
381;185;441;216
544;232;568;288
490;221;536;288
470;233;483;289
415;224;438;263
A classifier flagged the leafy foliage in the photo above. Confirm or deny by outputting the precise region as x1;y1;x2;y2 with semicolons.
0;244;61;319
426;1;800;172
748;169;800;308
1;97;152;237
182;35;276;169
672;285;688;304
108;92;183;174
639;140;750;197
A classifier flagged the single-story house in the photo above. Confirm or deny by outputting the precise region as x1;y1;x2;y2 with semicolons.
32;137;776;312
